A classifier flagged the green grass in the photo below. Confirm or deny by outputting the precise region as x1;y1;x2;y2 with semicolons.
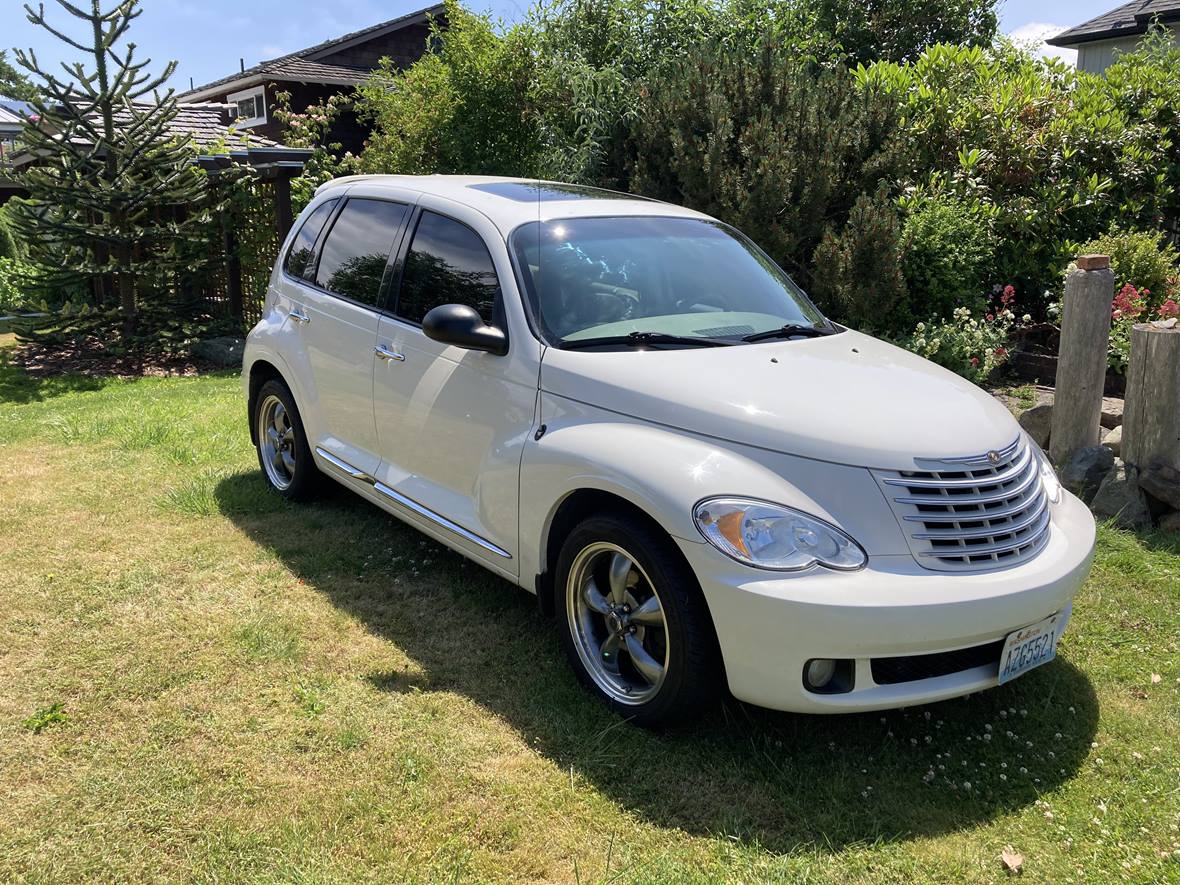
1;346;1178;882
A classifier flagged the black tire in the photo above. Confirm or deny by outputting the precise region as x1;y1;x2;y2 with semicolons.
253;378;320;502
555;511;723;727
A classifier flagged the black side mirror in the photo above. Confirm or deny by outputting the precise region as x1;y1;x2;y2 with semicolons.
422;304;508;356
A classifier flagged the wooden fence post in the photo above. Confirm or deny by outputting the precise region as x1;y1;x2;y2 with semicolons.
1050;255;1115;465
1122;322;1180;472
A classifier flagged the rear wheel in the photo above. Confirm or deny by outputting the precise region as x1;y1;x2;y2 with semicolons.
254;379;319;501
556;512;722;727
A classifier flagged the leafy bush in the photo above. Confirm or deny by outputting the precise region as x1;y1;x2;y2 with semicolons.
0;204;23;261
858;43;1170;313
811;190;908;331
0;257;37;314
630;41;908;317
1107;283;1180;373
1079;228;1178;310
354;1;540;177
899;194;997;319
897;290;1018;383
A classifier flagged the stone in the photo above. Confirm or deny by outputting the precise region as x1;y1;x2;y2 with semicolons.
1018;404;1053;448
1159;511;1180;534
1138;460;1180;512
1102;424;1122;458
1090;459;1151;531
1100;397;1123;430
192;336;245;367
1076;254;1111;271
1060;445;1115;504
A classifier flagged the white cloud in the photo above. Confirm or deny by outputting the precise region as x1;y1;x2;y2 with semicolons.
1008;21;1079;65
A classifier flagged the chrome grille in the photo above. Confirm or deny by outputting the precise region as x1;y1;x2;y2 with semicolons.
874;437;1051;571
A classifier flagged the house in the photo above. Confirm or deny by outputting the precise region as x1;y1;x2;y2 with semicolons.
178;5;444;153
1;104;27;204
1048;0;1180;74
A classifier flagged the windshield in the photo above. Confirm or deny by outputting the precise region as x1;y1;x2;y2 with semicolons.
510;216;828;347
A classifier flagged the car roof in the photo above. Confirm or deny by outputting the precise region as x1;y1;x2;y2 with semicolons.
313;175;711;236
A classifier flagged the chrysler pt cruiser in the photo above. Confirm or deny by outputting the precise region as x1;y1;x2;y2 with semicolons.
244;175;1096;726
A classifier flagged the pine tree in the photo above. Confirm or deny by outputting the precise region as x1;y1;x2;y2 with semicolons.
11;0;206;340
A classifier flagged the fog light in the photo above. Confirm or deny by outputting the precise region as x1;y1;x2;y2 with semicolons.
806;658;837;688
803;658;854;694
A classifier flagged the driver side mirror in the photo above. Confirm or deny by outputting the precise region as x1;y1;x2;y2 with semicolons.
422;304;508;356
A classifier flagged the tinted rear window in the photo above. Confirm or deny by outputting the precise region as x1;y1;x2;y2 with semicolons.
283;198;337;279
314;198;408;307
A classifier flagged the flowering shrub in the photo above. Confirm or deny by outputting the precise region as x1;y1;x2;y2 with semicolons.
1108;283;1180;372
898;284;1019;383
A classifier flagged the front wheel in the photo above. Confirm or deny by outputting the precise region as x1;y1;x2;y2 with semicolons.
253;379;319;501
555;513;722;727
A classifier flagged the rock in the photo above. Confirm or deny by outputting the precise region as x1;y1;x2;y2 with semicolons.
1090;459;1151;530
1018;404;1053;448
1159;511;1180;534
1102;424;1122;458
1100;397;1123;430
1138;460;1180;511
1060;445;1115;504
192;336;245;367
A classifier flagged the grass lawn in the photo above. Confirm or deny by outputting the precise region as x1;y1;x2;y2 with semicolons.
1;341;1178;882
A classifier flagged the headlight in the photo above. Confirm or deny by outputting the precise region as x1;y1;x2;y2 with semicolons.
693;497;866;572
1033;444;1062;504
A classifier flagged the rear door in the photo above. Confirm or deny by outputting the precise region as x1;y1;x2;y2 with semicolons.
285;195;410;476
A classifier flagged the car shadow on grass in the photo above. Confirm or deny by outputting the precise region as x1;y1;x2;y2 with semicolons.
216;471;1099;854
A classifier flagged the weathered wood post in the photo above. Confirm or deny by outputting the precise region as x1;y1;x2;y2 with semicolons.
1122;322;1180;476
1050;255;1115;465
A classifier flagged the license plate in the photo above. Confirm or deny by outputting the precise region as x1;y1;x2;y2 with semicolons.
998;613;1061;685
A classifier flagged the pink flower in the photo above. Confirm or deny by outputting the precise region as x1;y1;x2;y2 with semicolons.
994;346;1007;357
970;356;980;367
986;313;994;322
1158;298;1179;318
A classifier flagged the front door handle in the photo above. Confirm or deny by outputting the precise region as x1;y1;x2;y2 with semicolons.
290;308;310;325
374;344;406;362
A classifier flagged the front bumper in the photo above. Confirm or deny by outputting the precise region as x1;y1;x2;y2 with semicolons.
677;492;1096;714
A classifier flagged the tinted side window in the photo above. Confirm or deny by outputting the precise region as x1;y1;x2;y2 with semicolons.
283;198;338;278
396;211;500;325
314;198;408;307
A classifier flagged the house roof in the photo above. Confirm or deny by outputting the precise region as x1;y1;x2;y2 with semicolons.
179;3;443;102
1047;0;1180;47
0;104;24;130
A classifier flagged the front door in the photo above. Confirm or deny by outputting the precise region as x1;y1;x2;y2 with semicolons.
371;204;537;572
288;196;409;476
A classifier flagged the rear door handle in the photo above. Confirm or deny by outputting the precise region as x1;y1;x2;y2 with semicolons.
375;344;406;362
290;308;310;325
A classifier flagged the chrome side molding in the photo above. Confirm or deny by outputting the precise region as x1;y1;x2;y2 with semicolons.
313;447;512;560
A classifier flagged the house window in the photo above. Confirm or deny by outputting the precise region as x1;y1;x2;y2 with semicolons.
227;87;266;128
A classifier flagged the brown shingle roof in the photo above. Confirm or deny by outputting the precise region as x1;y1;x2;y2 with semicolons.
179;4;443;100
109;102;280;149
1047;0;1180;47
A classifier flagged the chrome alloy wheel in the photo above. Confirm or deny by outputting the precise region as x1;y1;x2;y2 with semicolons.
567;542;669;705
257;393;296;490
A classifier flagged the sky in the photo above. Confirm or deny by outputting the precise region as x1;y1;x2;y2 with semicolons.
0;0;1115;95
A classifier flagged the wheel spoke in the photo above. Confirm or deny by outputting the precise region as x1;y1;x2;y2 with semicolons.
600;632;621;674
629;595;664;627
265;426;281;450
582;578;611;614
280;450;296;474
607;552;633;605
624;633;664;685
272;403;287;435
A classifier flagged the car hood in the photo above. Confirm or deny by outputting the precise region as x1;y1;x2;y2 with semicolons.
539;329;1020;470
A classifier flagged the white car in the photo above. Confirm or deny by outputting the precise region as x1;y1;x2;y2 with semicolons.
244;175;1096;726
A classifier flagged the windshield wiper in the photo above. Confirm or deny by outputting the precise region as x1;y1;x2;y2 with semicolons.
560;331;736;350
741;323;837;343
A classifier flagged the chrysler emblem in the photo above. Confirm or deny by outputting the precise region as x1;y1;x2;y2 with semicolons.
987;450;1001;464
